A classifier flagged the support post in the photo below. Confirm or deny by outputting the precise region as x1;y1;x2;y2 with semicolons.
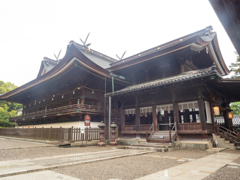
198;99;206;131
135;107;140;131
169;127;172;142
198;87;206;131
81;88;85;105
152;104;158;131
223;110;233;130
135;96;140;133
108;96;111;144
172;89;179;132
121;108;125;133
104;77;106;124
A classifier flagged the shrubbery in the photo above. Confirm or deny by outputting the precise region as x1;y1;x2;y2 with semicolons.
0;80;22;127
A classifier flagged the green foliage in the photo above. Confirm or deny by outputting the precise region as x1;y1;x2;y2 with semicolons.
230;102;240;115
0;80;22;127
229;52;240;79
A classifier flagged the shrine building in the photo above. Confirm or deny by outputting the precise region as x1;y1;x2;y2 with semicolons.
1;26;240;142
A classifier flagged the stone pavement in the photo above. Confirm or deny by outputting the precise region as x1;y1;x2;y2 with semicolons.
0;170;79;180
0;149;152;178
136;150;240;180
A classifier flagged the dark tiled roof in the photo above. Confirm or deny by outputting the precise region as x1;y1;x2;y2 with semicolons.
109;26;213;67
68;41;117;68
37;57;58;78
106;64;221;97
43;58;58;72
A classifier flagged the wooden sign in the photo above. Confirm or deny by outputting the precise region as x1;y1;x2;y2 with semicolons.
84;115;91;126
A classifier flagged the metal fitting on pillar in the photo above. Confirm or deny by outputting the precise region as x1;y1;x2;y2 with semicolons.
98;121;106;147
110;122;118;146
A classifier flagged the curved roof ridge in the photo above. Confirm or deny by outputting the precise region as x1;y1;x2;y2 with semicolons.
109;26;212;67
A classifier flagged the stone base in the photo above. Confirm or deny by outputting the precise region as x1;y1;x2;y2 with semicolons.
110;142;118;146
97;142;106;147
71;140;99;147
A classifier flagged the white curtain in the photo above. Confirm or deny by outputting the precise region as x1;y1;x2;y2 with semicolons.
140;106;152;114
204;101;212;124
178;101;199;110
156;104;173;113
125;108;135;115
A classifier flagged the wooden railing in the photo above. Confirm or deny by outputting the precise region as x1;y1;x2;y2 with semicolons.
146;123;154;142
178;123;202;131
9;104;104;122
215;123;240;146
0;127;65;141
124;125;136;131
0;127;101;143
72;128;99;141
169;122;177;143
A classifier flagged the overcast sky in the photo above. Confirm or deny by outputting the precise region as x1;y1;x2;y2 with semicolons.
0;0;237;87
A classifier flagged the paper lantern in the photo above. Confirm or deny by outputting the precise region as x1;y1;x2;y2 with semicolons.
228;111;233;119
213;106;220;116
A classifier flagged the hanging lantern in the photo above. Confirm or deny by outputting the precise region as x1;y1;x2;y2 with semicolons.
213;106;220;116
228;111;233;119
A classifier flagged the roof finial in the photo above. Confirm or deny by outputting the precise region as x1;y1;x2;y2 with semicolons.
116;50;127;60
54;49;62;61
80;31;92;48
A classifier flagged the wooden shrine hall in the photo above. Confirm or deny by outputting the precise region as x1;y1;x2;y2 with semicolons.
1;26;240;142
106;26;240;142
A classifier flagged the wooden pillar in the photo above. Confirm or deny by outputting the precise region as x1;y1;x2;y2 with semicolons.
121;108;125;133
135;107;140;131
172;90;180;131
198;99;206;131
104;77;106;124
223;110;233;130
192;109;196;122
184;110;190;123
209;102;215;131
164;111;169;130
81;88;85;105
152;104;158;131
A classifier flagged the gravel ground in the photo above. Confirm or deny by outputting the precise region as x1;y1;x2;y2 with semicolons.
203;166;240;180
54;149;213;180
233;157;240;164
0;146;116;161
0;138;53;150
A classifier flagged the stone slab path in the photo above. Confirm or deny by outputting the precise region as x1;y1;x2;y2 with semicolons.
0;149;152;178
136;151;240;180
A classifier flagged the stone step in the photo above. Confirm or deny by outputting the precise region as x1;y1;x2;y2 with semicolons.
127;143;178;152
132;143;173;148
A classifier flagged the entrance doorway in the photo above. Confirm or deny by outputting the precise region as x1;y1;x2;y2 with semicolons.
156;104;174;130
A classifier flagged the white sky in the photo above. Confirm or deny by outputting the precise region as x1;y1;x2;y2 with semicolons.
0;0;237;87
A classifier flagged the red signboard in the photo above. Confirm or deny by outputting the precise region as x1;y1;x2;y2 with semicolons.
84;115;91;126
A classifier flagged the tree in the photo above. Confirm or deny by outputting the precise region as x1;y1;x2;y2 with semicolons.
229;52;240;79
0;80;22;127
230;102;240;115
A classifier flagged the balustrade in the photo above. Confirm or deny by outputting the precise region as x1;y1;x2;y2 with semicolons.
9;104;104;122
